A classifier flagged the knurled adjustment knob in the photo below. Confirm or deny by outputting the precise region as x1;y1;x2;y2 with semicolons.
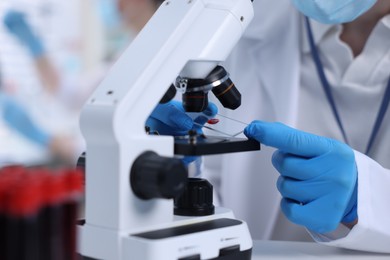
174;178;215;216
130;151;188;200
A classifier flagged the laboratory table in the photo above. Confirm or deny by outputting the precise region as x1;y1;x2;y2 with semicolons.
252;240;390;259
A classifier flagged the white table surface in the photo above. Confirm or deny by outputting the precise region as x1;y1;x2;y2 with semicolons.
252;240;390;259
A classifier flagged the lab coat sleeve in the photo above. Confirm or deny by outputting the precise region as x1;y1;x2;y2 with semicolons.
309;150;390;253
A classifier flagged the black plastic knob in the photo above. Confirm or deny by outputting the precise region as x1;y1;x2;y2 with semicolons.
174;178;215;216
76;152;86;170
130;151;188;200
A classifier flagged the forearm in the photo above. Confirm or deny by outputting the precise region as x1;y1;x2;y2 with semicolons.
34;55;60;93
0;93;51;146
3;10;60;93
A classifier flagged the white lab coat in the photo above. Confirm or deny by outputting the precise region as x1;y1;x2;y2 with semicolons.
203;0;390;253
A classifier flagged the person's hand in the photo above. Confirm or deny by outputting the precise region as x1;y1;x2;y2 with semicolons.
146;100;218;136
0;93;76;164
146;100;218;165
244;120;358;233
48;135;77;164
3;10;44;57
1;92;51;146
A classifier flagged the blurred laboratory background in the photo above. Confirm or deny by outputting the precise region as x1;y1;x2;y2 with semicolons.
0;1;160;258
0;0;138;167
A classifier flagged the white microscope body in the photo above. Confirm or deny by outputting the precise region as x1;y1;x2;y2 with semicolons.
78;0;255;259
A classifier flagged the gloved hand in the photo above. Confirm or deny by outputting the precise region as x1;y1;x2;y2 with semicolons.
146;100;218;136
244;120;358;233
0;93;76;163
146;100;218;165
3;10;45;57
0;93;50;146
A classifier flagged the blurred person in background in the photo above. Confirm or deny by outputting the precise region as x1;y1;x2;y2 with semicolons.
3;10;60;94
117;0;164;33
3;0;164;111
0;0;163;225
0;0;163;166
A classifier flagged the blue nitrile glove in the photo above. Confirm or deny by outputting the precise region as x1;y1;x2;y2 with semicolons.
146;100;218;135
244;120;358;233
146;100;218;165
3;10;45;57
0;93;50;147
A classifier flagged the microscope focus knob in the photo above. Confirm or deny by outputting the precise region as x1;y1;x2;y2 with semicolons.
174;178;215;216
130;151;188;200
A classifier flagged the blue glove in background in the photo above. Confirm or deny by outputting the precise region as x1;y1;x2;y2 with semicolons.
146;100;218;165
0;93;50;147
3;10;45;57
244;120;358;233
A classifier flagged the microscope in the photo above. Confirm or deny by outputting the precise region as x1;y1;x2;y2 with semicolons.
77;0;259;259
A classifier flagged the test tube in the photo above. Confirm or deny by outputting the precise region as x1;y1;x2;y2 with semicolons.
62;169;84;260
0;168;7;259
39;170;67;260
6;168;42;260
1;166;83;260
1;166;26;260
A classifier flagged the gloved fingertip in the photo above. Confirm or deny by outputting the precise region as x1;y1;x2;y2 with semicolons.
276;176;283;193
243;121;255;135
243;126;252;138
203;102;218;117
244;121;263;138
271;150;285;170
194;115;209;125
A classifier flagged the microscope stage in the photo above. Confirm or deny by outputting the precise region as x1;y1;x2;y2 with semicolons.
174;135;260;156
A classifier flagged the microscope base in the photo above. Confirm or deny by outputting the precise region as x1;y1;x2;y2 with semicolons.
78;209;252;260
79;248;251;260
